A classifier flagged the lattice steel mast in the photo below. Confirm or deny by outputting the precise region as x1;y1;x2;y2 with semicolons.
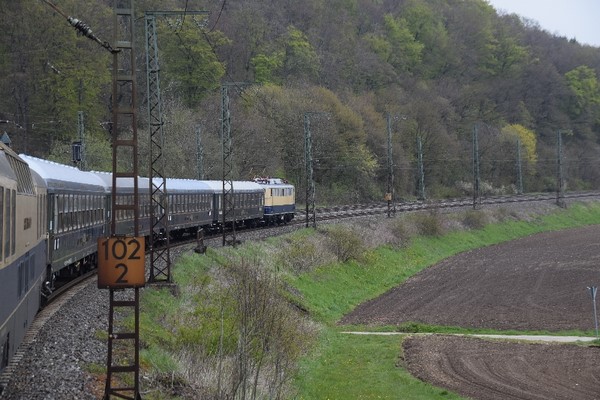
221;84;236;245
144;10;208;279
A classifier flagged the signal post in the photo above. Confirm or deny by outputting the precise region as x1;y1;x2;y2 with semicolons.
99;1;144;399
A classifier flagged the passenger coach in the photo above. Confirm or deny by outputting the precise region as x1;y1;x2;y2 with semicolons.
1;145;47;376
21;156;109;286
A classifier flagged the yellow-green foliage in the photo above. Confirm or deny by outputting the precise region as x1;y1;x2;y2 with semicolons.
502;124;538;164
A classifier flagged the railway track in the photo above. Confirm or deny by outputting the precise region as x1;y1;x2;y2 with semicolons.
302;190;600;222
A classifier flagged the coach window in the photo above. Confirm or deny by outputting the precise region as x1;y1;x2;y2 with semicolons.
70;194;75;231
10;189;15;255
73;194;83;229
75;194;80;229
99;196;104;223
10;190;17;254
4;189;11;260
88;195;92;226
65;194;71;231
59;195;65;232
128;195;134;219
144;195;149;217
37;194;41;237
85;196;90;227
65;194;69;219
43;194;47;236
63;194;68;231
81;195;86;227
77;194;82;228
86;195;96;226
55;195;60;233
91;196;96;224
67;194;73;231
73;194;77;229
0;187;3;259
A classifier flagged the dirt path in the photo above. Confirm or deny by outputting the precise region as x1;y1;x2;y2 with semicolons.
340;225;600;399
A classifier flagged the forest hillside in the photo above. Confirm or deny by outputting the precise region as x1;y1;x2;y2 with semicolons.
1;0;599;203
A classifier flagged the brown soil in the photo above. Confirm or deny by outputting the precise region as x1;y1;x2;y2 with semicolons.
341;225;600;399
403;335;600;400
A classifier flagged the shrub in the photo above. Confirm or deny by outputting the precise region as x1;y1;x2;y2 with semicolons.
324;225;366;262
462;209;487;229
389;219;411;248
413;211;443;237
275;231;336;273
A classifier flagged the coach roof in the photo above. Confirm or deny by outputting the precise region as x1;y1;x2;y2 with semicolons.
20;154;108;192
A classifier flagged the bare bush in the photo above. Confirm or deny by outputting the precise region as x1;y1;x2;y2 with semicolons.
462;209;487;229
227;259;317;400
278;234;335;273
412;211;444;237
323;225;366;262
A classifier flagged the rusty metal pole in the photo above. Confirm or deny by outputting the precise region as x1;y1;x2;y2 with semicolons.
104;1;143;399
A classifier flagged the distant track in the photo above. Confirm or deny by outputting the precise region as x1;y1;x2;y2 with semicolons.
297;190;600;223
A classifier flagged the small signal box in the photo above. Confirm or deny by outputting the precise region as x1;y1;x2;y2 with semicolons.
98;237;146;289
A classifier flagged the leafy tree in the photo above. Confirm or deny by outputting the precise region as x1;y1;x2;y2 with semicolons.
564;65;600;117
480;26;528;76
400;0;456;78
365;14;423;74
283;26;320;82
251;52;284;84
158;21;229;107
0;0;112;157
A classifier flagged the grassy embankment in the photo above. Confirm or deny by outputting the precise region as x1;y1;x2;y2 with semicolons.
291;202;600;399
134;202;600;399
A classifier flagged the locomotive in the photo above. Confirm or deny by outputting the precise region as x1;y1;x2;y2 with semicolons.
0;144;295;377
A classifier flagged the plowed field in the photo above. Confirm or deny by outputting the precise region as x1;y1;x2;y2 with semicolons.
341;225;600;399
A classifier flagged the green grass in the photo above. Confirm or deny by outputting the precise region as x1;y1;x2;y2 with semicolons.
291;202;600;398
294;329;462;399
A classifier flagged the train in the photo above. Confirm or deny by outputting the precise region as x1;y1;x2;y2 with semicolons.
0;142;295;378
